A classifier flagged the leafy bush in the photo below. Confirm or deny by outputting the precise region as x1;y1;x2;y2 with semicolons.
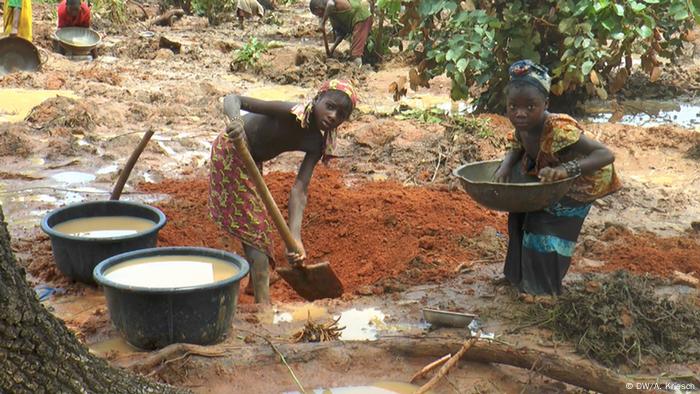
91;0;128;24
409;0;700;112
191;0;235;23
365;0;404;62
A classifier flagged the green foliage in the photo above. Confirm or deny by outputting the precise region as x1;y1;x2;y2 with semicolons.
409;0;700;112
234;37;269;69
394;107;446;123
191;0;235;23
365;0;405;62
91;0;128;24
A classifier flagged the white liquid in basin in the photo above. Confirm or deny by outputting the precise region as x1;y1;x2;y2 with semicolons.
53;216;155;238
104;255;239;288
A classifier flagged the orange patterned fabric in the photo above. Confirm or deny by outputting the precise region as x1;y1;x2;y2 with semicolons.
209;132;275;259
510;113;622;202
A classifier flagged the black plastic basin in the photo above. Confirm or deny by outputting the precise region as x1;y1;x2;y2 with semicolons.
93;247;250;350
41;200;167;283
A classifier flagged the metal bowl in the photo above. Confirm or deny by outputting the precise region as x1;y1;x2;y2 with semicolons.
55;27;101;56
452;160;577;213
0;36;41;76
422;308;476;328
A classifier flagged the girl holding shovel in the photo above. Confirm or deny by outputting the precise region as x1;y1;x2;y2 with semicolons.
209;79;357;303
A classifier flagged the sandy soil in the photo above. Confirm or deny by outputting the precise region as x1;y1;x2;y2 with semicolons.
1;2;700;392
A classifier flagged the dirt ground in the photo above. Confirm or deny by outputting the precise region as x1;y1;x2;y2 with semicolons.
2;1;700;393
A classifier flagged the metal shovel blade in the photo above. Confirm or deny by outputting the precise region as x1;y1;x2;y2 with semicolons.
277;261;344;301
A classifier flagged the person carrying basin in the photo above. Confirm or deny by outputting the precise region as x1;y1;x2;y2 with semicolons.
2;0;31;41
210;79;357;304
494;60;622;297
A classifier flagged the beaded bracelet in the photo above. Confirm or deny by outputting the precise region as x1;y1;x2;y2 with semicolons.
561;160;581;177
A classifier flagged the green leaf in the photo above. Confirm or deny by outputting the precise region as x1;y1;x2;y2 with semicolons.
582;60;594;75
573;0;590;16
637;25;653;38
600;17;616;31
558;18;576;34
575;36;584;48
593;0;609;12
642;0;659;3
611;31;625;40
613;3;624;16
564;36;575;47
629;1;646;12
456;58;469;72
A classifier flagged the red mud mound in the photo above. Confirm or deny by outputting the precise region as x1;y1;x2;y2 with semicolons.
582;226;700;277
140;167;506;302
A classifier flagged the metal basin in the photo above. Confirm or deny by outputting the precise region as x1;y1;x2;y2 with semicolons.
0;36;40;76
452;160;577;212
55;27;101;56
422;308;476;328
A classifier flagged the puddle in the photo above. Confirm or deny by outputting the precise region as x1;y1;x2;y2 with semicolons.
88;336;140;358
272;306;389;340
244;85;308;102
584;99;700;128
335;308;386;341
96;164;119;175
50;171;96;184
0;89;79;123
273;304;329;324
284;381;428;394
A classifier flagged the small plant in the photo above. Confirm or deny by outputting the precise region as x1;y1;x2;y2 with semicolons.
234;37;270;69
394;107;446;124
449;115;493;139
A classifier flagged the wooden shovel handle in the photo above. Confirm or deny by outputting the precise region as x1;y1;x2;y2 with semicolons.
110;129;155;200
229;132;303;255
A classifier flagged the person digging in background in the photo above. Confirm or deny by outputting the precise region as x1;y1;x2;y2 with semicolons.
2;0;31;41
494;60;622;297
309;0;372;67
210;79;357;303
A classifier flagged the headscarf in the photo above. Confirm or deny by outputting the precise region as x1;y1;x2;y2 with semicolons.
291;79;358;163
508;60;551;95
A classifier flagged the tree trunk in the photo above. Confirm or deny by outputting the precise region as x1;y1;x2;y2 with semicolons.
0;207;189;394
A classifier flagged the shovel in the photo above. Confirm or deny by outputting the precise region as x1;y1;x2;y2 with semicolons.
229;131;344;301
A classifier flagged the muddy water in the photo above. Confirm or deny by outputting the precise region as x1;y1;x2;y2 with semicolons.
53;216;155;238
273;304;329;323
104;255;239;288
0;89;78;122
285;381;429;394
336;307;386;341
88;336;139;358
585;99;700;128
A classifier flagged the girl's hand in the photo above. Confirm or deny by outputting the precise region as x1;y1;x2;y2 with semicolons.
538;166;568;183
225;117;245;139
494;165;512;183
286;243;306;266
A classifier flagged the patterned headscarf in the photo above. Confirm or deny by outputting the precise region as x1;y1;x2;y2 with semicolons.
508;60;551;96
291;79;358;162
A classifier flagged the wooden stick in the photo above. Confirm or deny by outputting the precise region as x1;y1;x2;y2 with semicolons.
235;328;307;394
110;129;155;200
409;353;451;383
414;335;479;394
